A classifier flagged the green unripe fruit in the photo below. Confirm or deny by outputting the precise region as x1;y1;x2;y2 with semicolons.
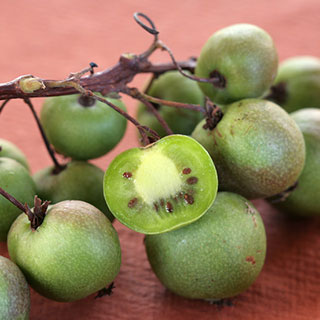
0;158;36;241
191;99;305;199
274;109;320;216
40;94;127;160
195;24;278;104
33;161;114;222
137;71;204;138
0;256;30;320
145;192;266;300
0;139;29;171
272;56;320;113
8;200;121;302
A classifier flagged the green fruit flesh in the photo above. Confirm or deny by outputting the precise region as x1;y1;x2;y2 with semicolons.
8;200;121;302
192;99;305;199
0;256;30;320
275;109;320;216
33;161;114;222
273;56;320;113
40;94;127;160
0;158;36;242
145;192;266;300
104;135;218;234
0;139;29;171
195;24;278;104
137;71;204;138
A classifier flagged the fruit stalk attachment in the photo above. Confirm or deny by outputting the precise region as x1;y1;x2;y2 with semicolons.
0;188;50;230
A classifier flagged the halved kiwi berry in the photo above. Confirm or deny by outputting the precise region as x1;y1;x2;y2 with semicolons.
103;135;218;234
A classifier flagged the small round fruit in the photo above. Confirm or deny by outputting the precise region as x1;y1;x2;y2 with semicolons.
272;56;320;113
40;94;127;160
273;109;320;216
195;24;278;104
0;139;29;171
137;71;204;138
0;158;36;241
33;161;114;222
103;135;218;234
192;99;305;199
145;192;266;300
0;256;30;320
8;200;121;302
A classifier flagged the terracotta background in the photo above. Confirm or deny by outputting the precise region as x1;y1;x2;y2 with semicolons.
0;0;320;319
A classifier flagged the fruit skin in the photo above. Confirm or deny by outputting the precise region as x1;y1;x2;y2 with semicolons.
145;192;266;300
8;200;121;302
274;109;320;216
191;99;305;199
40;94;127;160
273;56;320;113
33;161;114;222
0;256;30;320
137;71;204;137
0;158;36;242
195;24;278;105
0;138;30;171
103;135;218;234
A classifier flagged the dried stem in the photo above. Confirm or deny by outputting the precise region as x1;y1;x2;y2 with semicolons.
0;187;26;213
0;99;10;113
23;98;66;172
122;86;173;135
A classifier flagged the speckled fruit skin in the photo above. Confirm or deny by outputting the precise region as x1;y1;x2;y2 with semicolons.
191;99;305;199
195;24;278;105
274;109;320;216
137;71;204;138
273;56;320;113
0;256;30;320
40;94;127;160
0;139;29;171
0;158;36;242
145;192;266;300
33;161;114;222
8;200;121;302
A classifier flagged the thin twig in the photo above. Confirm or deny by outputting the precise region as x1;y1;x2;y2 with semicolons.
0;187;27;213
0;99;10;113
23;98;66;171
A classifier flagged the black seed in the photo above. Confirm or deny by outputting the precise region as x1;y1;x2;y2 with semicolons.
166;202;173;213
160;199;165;207
184;194;194;205
183;168;191;175
153;203;159;212
128;198;138;208
123;172;132;179
187;177;198;185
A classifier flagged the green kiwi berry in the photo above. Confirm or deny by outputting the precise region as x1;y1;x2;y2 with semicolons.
0;139;29;171
0;256;30;319
103;135;218;234
271;56;320;113
137;71;204;138
33;161;114;222
192;99;305;199
195;24;278;104
273;109;320;216
40;94;127;160
145;192;266;300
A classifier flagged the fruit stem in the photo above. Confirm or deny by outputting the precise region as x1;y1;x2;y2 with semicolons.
132;89;206;114
0;188;50;230
23;98;66;173
202;99;224;130
121;86;173;135
0;187;26;213
0;99;10;114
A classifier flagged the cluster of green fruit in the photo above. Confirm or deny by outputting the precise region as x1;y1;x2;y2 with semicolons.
0;22;319;319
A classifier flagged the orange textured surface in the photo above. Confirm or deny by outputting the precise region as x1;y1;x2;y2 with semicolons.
0;1;320;319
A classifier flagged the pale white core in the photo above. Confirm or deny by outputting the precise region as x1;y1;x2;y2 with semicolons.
134;150;182;205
